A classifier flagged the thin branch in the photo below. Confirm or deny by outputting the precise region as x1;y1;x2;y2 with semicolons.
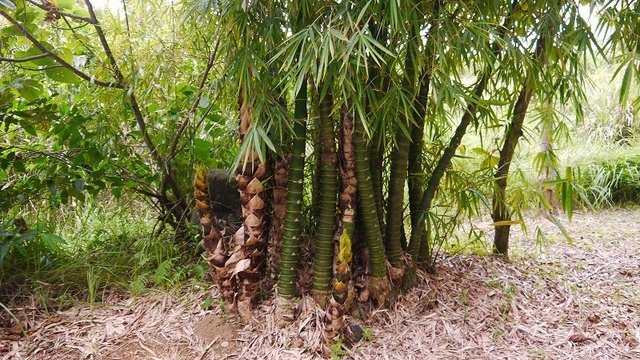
167;38;221;160
82;0;161;167
82;0;161;165
83;0;186;214
127;93;162;165
60;12;97;56
0;53;49;63
82;0;125;84
26;0;96;24
0;9;123;88
52;20;90;31
121;0;131;35
14;64;63;72
133;187;163;200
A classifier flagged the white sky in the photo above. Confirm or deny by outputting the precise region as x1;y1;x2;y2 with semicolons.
90;0;123;11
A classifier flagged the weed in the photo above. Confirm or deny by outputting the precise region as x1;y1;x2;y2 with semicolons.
500;283;517;317
361;327;375;342
577;155;640;207
86;266;99;305
201;295;214;310
329;339;348;360
0;195;203;307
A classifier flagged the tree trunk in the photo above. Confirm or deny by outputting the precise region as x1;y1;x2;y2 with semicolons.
368;21;389;235
324;105;357;343
353;108;389;306
277;79;308;298
493;34;547;256
234;94;270;319
407;72;428;259
408;73;491;263
408;2;518;265
408;1;440;260
385;30;417;275
493;86;533;256
385;130;410;270
269;155;289;283
405;62;434;286
312;89;338;305
369;140;385;234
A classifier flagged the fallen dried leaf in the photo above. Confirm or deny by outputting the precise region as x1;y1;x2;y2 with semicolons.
587;314;601;323
8;323;24;335
569;334;594;343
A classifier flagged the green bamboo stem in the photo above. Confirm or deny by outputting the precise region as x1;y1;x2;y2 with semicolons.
312;89;338;297
353;112;387;280
278;79;308;298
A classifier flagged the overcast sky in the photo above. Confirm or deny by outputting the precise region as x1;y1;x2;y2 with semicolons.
90;0;123;11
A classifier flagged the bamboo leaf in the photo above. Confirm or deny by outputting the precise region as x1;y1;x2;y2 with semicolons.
355;1;372;25
256;126;276;153
619;63;633;105
493;220;522;226
547;213;574;246
329;28;348;42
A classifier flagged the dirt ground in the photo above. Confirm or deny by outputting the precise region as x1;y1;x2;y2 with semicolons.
1;208;639;359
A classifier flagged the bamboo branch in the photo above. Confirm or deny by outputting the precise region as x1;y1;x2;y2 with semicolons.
82;0;125;84
60;11;97;57
26;0;96;24
0;53;49;63
0;9;123;88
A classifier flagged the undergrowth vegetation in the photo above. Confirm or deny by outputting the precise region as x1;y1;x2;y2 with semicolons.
2;69;639;310
0;195;208;307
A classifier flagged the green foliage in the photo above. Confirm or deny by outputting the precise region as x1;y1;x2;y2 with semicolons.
1;0;238;235
329;339;348;360
361;327;374;342
0;196;206;305
577;155;640;207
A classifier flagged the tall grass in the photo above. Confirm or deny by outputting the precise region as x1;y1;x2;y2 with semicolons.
0;195;207;307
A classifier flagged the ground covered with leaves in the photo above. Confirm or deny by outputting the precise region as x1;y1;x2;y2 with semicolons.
1;208;639;359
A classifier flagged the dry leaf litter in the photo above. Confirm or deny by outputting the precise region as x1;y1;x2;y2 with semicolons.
1;208;638;359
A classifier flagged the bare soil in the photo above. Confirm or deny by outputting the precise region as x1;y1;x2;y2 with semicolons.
1;208;639;359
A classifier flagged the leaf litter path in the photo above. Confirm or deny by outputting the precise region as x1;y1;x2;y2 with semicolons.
2;208;639;359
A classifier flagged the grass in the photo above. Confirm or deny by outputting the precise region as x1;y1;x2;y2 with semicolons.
0;194;208;308
576;154;640;206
